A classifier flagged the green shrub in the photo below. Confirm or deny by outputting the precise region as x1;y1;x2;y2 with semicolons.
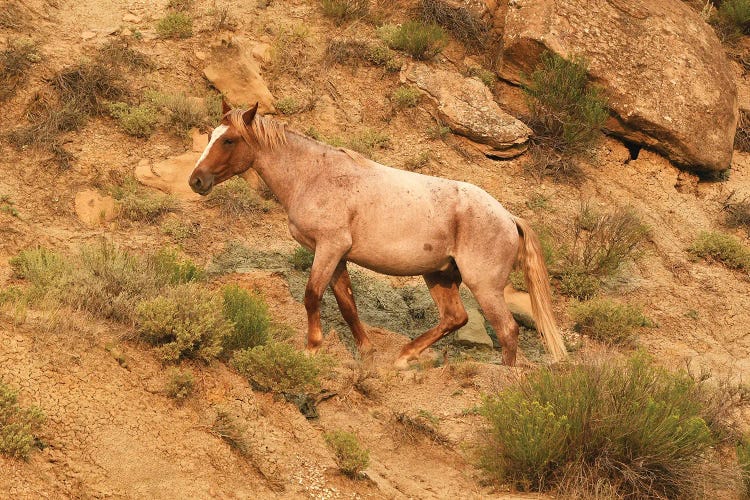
232;342;333;394
321;0;369;24
522;52;607;178
161;217;199;241
739;436;750;497
108;102;159;138
274;97;300;115
712;0;750;41
137;284;233;363
156;12;193;39
467;66;496;88
479;354;717;497
150;248;205;284
324;430;370;477
222;285;271;352
9;247;70;300
391;85;421;109
570;298;647;347
0;194;19;217
690;231;750;271
380;21;447;61
0;380;45;460
289;246;314;271
348;129;390;156
113;177;179;222
165;367;195;401
146;90;206;132
0;38;40;101
426;124;450;139
205;177;271;216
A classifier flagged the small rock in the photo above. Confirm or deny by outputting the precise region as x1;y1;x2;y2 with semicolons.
100;25;119;35
81;31;96;40
504;285;536;330
123;13;140;23
453;309;493;349
251;42;272;64
74;189;117;227
195;50;208;61
121;28;132;37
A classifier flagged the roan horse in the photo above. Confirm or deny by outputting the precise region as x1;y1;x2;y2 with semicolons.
190;101;568;368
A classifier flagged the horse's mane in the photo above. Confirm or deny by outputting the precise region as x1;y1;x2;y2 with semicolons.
228;109;287;150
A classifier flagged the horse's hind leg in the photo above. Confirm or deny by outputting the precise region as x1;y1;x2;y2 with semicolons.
330;261;373;356
394;269;468;370
469;285;519;366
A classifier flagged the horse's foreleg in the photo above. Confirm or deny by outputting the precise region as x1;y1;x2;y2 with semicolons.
330;262;373;356
304;244;348;353
394;270;467;370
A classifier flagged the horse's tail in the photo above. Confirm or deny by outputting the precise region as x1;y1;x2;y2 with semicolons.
512;216;568;363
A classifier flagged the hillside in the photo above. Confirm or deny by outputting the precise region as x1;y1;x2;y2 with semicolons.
1;0;750;498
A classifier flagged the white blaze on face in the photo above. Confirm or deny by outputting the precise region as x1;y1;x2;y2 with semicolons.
196;124;229;167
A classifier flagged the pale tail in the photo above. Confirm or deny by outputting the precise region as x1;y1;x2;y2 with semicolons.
512;217;568;362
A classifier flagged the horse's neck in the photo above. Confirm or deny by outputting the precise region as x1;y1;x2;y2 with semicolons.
250;132;322;211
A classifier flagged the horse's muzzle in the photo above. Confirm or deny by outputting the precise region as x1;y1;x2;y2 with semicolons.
189;172;214;196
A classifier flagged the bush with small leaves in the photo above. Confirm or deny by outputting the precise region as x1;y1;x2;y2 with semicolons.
324;430;370;478
113;178;179;222
289;246;314;271
689;231;750;271
136;284;233;363
391;86;421;109
380;21;447;61
467;66;496;88
150;248;205;284
479;354;720;497
205;177;271;216
348;129;390;156
146;90;207;132
274;97;299;115
0;381;45;460
108;102;159;138
232;342;334;394
570;298;648;347
9;247;70;300
165;367;195;401
222;284;271;352
321;0;369;24
156;12;193;39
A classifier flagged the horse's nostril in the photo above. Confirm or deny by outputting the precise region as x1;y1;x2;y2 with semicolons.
191;176;202;189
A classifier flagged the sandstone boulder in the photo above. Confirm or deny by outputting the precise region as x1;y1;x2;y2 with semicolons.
203;38;275;114
135;154;203;201
74;190;117;227
401;62;531;158
453;308;494;348
495;0;737;172
503;285;536;330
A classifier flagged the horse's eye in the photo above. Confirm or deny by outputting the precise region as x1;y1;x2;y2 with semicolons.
224;138;234;145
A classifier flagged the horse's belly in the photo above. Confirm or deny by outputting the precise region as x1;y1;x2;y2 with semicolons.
346;238;453;276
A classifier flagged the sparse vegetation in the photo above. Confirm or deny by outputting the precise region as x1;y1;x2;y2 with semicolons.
324;430;370;478
739;436;750;497
98;39;153;70
222;285;271;353
427;124;451;139
137;284;233;363
0;38;40;101
321;0;369;24
570;298;648;346
0;380;45;460
270;24;312;79
209;5;237;31
165;367;195;401
167;0;193;11
156;12;193;39
108;102;159;138
0;194;19;217
0;1;26;30
723;194;750;235
289;246;314;271
689;230;750;271
212;408;250;454
467;66;496;88
379;21;447;61
420;0;489;50
205;177;271;216
161;217;199;241
274;97;300;115
391;86;421;109
348;129;390;156
522;52;608;179
232;342;334;394
325;39;401;71
479;354;723;497
146;90;207;132
403;151;431;171
151;248;205;284
113;178;179;222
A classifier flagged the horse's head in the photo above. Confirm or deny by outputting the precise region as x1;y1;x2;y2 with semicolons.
189;100;259;195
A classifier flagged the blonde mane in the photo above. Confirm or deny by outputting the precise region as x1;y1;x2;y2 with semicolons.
228;109;287;150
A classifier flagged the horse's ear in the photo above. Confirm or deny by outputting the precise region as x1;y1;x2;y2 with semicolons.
221;98;231;115
242;102;259;125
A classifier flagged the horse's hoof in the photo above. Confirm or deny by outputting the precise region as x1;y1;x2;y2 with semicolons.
393;357;411;371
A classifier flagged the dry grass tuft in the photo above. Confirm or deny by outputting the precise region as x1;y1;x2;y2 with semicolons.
205;177;272;216
0;38;40;102
724;194;750;235
112;178;179;222
379;21;447;61
321;0;369;24
420;0;489;50
570;298;649;347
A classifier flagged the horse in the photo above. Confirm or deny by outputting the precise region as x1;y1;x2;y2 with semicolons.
189;101;568;368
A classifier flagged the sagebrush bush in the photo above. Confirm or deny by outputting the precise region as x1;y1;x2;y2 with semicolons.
113;177;179;222
349;129;390;156
222;285;271;352
9;247;70;300
0;380;45;460
712;0;750;41
724;196;750;234
150;248;205;284
98;39;153;70
156;12;193;39
380;21;447;61
232;342;333;394
137;284;233;363
570;298;647;346
325;40;401;72
479;354;720;497
467;66;496;88
420;0;489;49
274;97;299;115
161;217;199;241
213;408;249;454
739;436;750;497
146;90;206;132
108;102;159;138
165;367;195;401
689;231;750;271
205;177;271;216
391;86;421;109
324;430;370;478
289;246;314;271
321;0;369;24
0;38;40;101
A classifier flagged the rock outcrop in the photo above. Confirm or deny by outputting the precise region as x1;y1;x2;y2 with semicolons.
203;38;275;114
401;62;531;158
494;0;737;172
453;308;494;348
